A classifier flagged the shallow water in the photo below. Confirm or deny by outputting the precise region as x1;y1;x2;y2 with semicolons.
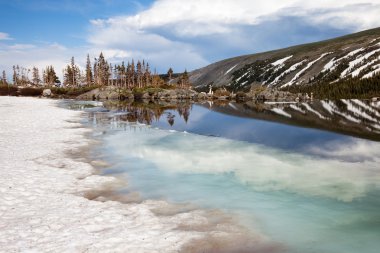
67;99;380;253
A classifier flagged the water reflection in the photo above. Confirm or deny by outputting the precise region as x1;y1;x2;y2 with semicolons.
103;100;192;126
65;99;380;253
90;99;380;139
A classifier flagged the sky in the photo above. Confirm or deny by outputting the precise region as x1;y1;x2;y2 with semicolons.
1;0;380;80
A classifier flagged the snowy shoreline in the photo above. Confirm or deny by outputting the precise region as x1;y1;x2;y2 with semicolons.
0;97;277;253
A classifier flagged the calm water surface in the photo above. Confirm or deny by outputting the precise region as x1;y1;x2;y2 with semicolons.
68;99;380;253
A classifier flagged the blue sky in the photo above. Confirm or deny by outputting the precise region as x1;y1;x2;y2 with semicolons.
1;0;380;78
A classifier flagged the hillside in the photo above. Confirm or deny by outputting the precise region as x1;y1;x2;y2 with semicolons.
190;27;380;95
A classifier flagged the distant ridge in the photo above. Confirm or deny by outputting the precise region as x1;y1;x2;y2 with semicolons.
190;27;380;93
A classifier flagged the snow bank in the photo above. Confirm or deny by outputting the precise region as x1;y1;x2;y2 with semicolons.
0;97;274;252
271;55;293;66
271;108;292;118
302;103;329;120
282;53;330;87
362;63;380;79
224;64;238;75
272;60;306;86
341;48;380;78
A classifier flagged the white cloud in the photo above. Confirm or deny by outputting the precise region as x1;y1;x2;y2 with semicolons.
0;42;86;82
94;0;380;35
87;20;209;72
2;1;380;79
88;0;380;72
0;32;12;40
8;44;36;50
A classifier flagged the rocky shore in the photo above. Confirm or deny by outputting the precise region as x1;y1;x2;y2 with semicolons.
0;84;321;102
75;85;313;102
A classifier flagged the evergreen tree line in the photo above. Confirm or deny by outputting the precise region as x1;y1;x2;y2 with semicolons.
63;52;190;89
0;65;60;87
1;52;190;90
283;75;380;99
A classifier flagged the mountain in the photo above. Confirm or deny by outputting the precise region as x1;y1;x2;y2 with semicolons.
190;27;380;96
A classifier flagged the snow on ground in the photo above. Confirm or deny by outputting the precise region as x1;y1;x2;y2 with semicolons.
323;48;365;73
341;48;380;78
240;81;248;87
302;103;328;120
0;97;270;253
362;64;380;79
271;55;293;67
271;60;306;86
235;71;249;83
351;56;380;77
289;104;306;114
371;101;380;108
271;108;292;118
352;99;380;118
321;100;361;123
224;64;238;75
322;57;336;72
282;53;330;87
341;99;378;123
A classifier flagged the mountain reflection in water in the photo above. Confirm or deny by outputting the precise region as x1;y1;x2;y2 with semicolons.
93;99;380;142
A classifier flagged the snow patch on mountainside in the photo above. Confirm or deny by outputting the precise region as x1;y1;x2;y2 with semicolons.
271;55;293;67
282;53;330;87
341;48;380;78
302;103;328;120
225;64;238;75
270;60;307;86
362;64;380;79
271;108;292;118
341;99;378;123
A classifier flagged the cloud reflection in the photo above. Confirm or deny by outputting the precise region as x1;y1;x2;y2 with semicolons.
109;127;380;202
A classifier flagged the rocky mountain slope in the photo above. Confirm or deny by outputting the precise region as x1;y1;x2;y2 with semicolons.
190;27;380;93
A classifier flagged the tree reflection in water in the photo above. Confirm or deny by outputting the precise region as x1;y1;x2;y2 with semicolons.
103;100;193;127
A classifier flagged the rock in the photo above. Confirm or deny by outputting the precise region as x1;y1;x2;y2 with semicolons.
142;92;151;99
236;91;248;101
197;92;208;100
42;89;52;97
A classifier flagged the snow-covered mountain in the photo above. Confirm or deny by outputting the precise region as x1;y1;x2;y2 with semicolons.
190;27;380;92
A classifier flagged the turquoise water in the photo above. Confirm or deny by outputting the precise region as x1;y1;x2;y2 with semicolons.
72;101;380;253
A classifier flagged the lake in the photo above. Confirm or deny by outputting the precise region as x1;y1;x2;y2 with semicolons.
67;99;380;253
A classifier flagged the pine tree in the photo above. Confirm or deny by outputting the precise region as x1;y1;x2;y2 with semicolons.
44;66;59;86
131;59;135;88
109;63;113;86
64;57;80;87
12;66;18;85
71;57;77;86
95;52;109;86
85;54;93;86
144;62;151;86
136;61;142;88
1;70;6;85
167;67;173;80
32;67;41;86
178;69;190;89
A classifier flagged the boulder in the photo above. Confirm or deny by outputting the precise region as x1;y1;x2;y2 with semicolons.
42;89;52;97
142;92;151;99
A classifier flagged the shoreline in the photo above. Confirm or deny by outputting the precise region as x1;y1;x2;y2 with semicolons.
0;96;280;252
